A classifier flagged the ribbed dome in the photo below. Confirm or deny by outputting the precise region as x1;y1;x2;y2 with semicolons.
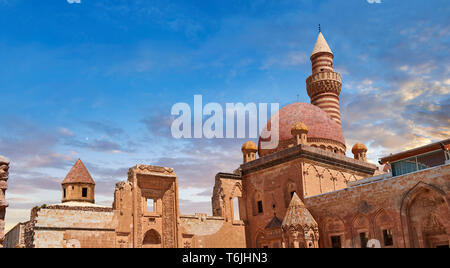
352;143;368;154
258;102;345;155
241;141;257;152
291;122;309;135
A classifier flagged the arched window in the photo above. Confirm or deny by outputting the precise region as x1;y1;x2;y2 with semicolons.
143;229;161;248
233;197;241;221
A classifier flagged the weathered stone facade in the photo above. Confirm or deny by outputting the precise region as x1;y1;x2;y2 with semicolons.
0;156;9;248
3;31;449;248
305;163;450;248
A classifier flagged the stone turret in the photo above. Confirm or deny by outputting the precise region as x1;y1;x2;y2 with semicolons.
0;156;10;248
281;193;319;248
306;30;343;125
242;141;257;164
352;143;368;162
61;159;96;204
291;122;309;145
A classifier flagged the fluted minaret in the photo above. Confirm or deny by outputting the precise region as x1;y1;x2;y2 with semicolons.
306;30;342;125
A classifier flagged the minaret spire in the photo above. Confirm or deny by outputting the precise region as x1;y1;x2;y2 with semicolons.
306;29;343;126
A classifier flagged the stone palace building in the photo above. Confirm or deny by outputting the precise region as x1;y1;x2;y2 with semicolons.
2;31;450;248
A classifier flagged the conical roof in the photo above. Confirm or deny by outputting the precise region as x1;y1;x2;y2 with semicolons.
282;193;317;230
62;159;95;185
311;32;333;56
265;215;283;229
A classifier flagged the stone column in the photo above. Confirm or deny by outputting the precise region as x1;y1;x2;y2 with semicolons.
0;156;10;248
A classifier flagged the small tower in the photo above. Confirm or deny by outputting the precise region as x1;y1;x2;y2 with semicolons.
306;29;343;125
281;193;319;248
352;143;368;162
61;159;95;204
291;122;309;145
242;141;257;164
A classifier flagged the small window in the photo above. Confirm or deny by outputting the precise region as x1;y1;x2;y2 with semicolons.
257;201;264;214
82;188;88;198
383;229;394;246
331;236;342;248
147;199;155;212
63;188;66;198
359;232;369;248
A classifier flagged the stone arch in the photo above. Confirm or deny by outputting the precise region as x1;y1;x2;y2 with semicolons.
284;180;297;207
231;182;243;198
335;171;348;189
304;163;322;196
400;182;450;248
348;174;357;182
320;168;336;192
351;214;370;248
322;216;346;248
143;229;161;248
373;209;395;247
255;230;266;248
305;163;320;176
230;182;243;221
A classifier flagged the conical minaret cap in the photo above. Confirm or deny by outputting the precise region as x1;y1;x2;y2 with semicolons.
311;32;333;56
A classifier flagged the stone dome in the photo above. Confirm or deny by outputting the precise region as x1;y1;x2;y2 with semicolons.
242;141;257;152
352;143;368;154
258;102;346;156
291;122;309;135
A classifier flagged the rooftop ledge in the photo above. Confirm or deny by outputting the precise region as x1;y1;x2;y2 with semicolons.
241;144;376;175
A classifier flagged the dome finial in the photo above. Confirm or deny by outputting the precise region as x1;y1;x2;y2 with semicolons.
318;24;321;33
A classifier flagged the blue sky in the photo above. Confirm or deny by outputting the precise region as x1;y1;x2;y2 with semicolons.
1;0;449;231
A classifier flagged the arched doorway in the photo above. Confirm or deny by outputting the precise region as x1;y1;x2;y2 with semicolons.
143;229;162;248
401;183;450;248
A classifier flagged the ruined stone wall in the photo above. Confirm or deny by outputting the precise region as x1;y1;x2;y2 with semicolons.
179;214;246;248
3;222;26;248
0;156;9;248
31;206;116;248
177;172;246;248
123;165;180;248
305;164;450;248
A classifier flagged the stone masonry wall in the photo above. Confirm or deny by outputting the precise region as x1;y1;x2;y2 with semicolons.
305;164;450;248
0;156;9;248
32;206;116;248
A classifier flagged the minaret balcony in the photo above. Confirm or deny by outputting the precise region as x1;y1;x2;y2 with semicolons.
306;71;342;98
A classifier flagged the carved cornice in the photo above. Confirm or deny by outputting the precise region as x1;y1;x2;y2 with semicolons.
306;71;342;98
241;145;376;176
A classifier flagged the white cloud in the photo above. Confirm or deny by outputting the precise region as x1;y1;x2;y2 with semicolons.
67;0;81;4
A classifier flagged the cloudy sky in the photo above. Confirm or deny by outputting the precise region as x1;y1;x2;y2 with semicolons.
1;0;449;231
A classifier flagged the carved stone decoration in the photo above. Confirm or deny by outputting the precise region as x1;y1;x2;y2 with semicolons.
281;193;319;248
0;156;10;248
